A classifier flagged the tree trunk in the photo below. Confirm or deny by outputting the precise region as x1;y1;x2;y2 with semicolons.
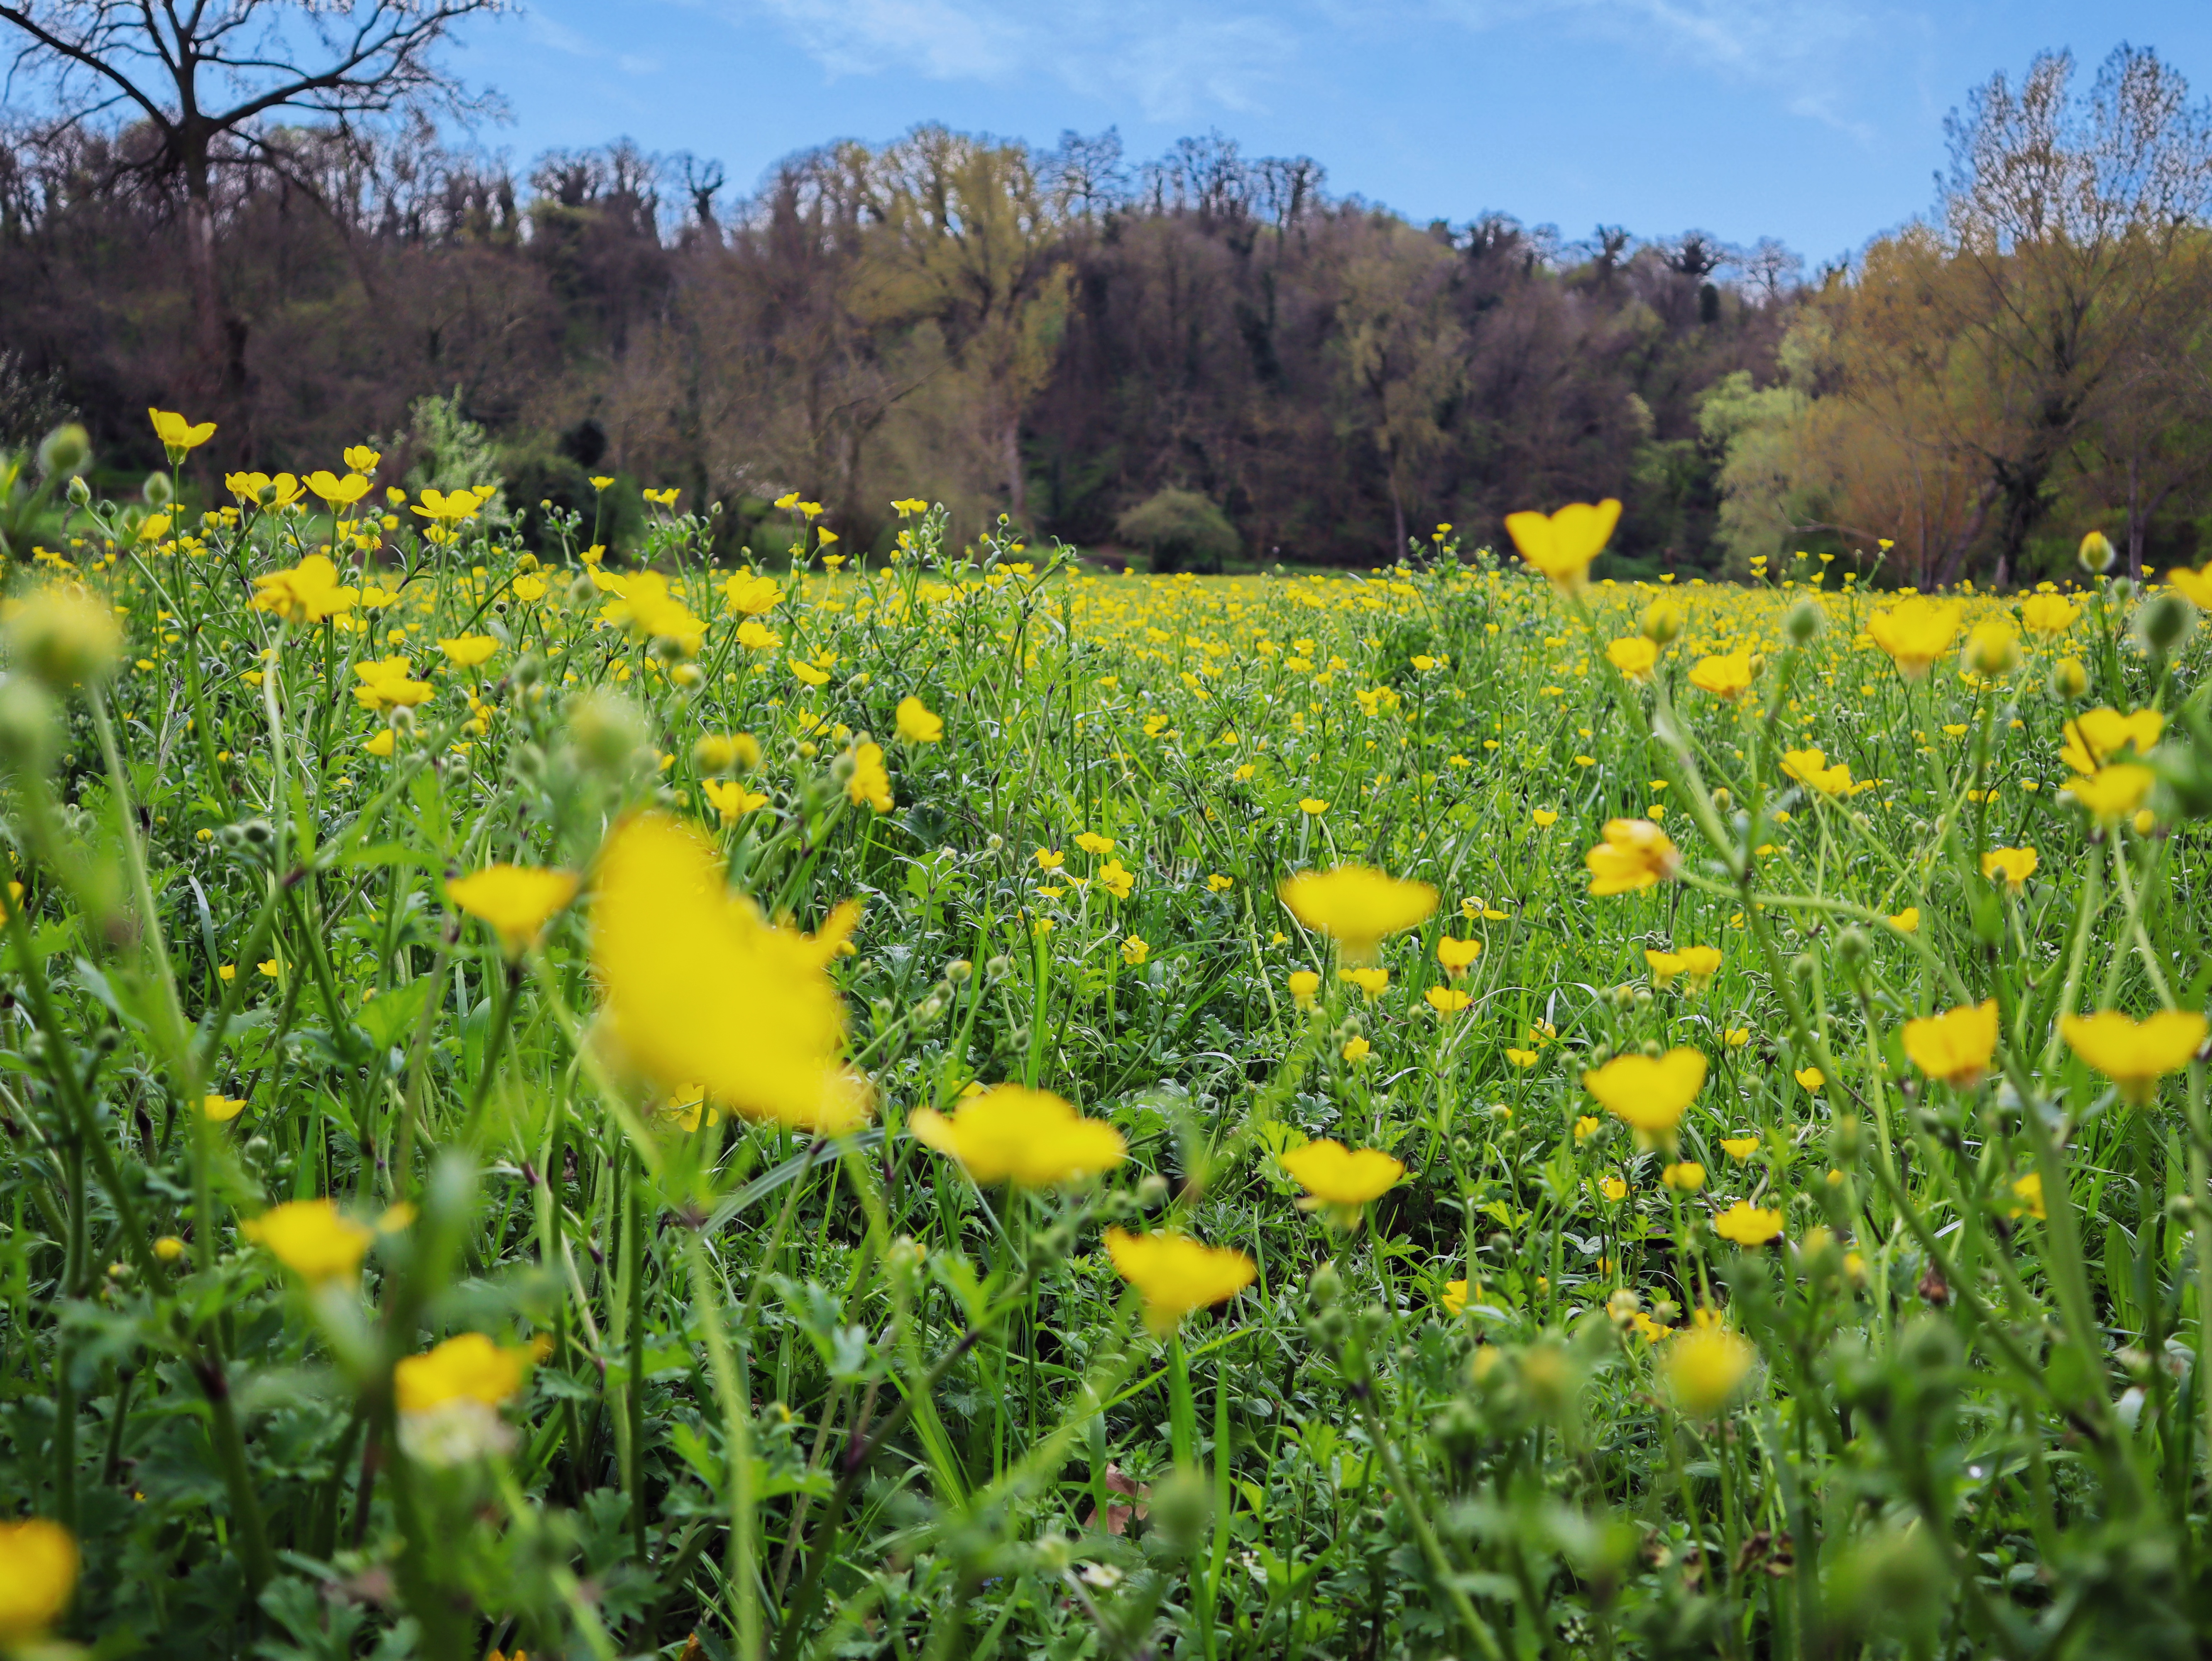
181;151;228;400
1002;408;1024;523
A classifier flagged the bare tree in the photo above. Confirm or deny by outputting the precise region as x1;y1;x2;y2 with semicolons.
0;0;507;397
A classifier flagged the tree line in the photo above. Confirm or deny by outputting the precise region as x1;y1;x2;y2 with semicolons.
2;5;2208;581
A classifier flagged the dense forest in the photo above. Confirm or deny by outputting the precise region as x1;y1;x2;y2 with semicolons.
3;25;2211;582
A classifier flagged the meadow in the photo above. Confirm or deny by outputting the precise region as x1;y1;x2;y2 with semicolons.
2;415;2212;1661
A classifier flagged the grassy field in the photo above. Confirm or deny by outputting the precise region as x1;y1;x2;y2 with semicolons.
2;429;2212;1660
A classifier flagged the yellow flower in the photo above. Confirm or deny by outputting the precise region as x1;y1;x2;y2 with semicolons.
1075;832;1116;855
352;655;433;711
1573;1114;1600;1140
846;742;893;813
896;695;943;743
1505;1046;1541;1068
1504;498;1621;590
1424;985;1471;1014
345;444;382;473
1297;796;1329;816
243;1199;374;1284
2009;1171;2046;1220
1720;1136;1759;1161
1723;1026;1750;1046
1676;945;1721;987
1099;859;1136;899
1888;907;1919;933
395;1331;537;1414
910;1085;1126;1186
1606;636;1659;680
2168;565;2212;607
1287;970;1321;1008
306;470;372;509
1661;1161;1705;1191
1584;818;1679;897
2061;707;2163;772
1981;847;2037;890
702;778;770;823
447;865;581;955
226;470;305;509
364;728;397;757
1781;747;1853;796
1901;1000;1998;1088
1532;808;1559;827
154;1235;186;1261
1867;598;1962;679
1121;934;1150;966
2067;763;2155;823
251;554;359;624
0;1517;78;1642
1645;948;1685;988
149;406;216;453
2060;1009;2207;1105
1583;1048;1706;1134
2021;593;2079;635
1960;618;2020;679
438;634;499;668
1664;1325;1755;1415
1441;1279;1473;1316
5;583;123;687
1278;1138;1405;1207
736;619;782;652
1794;1066;1824;1092
1104;1228;1257;1334
1035;848;1065;871
201;1093;247;1122
1436;936;1483;976
1687;649;1754;698
1341;1034;1373;1062
1712;1201;1784;1246
1278;865;1438;961
411;487;485;523
590;813;866;1133
1341;965;1390;998
1207;872;1235;892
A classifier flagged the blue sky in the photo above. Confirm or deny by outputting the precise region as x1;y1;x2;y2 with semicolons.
455;0;2212;265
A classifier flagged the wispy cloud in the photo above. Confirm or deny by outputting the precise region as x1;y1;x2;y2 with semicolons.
712;0;1296;120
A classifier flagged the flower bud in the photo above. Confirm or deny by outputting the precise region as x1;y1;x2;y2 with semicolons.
566;687;648;772
2047;657;2088;703
142;470;174;508
65;474;92;508
0;676;60;770
5;584;122;689
1640;596;1686;645
1783;597;1823;644
1961;620;2020;679
2078;530;2116;575
37;423;90;479
2136;593;2196;657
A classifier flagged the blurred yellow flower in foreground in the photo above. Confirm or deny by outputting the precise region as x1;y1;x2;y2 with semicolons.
1867;598;1962;679
243;1199;373;1284
1664;1325;1754;1415
1584;818;1679;896
1606;636;1659;680
591;813;865;1133
1902;1000;1998;1088
1505;498;1620;591
896;695;943;743
2062;707;2162;772
0;1517;78;1641
910;1085;1126;1186
1287;969;1321;1007
846;742;893;813
1279;865;1438;960
6;583;123;688
1583;1048;1706;1134
201;1093;247;1122
2060;1009;2206;1104
2021;593;2079;635
1105;1228;1257;1334
1278;1137;1404;1210
448;864;581;955
1687;649;1754;698
395;1331;538;1415
2067;764;2154;824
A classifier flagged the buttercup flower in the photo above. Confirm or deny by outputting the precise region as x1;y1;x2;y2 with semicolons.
1436;936;1483;976
1583;1048;1706;1134
1712;1202;1784;1246
2022;593;2079;635
439;634;499;668
1661;1161;1705;1192
1867;598;1962;679
1720;1136;1759;1161
1278;1137;1405;1210
1781;748;1853;796
911;1085;1126;1186
1121;934;1150;966
1341;965;1389;998
2066;764;2154;824
896;696;944;743
1279;865;1438;960
1982;848;2037;891
448;864;581;955
846;742;893;813
1606;636;1659;680
2062;708;2163;772
2059;1009;2206;1104
1688;650;1754;698
1664;1325;1755;1415
252;554;359;625
395;1331;541;1466
591;813;865;1133
1424;985;1471;1014
1584;818;1679;896
1901;1000;1997;1088
149;406;216;454
1505;498;1621;591
306;470;371;509
1105;1228;1257;1334
703;779;770;822
243;1199;373;1284
1288;970;1321;1008
1794;1066;1824;1092
1099;859;1136;899
0;1518;78;1641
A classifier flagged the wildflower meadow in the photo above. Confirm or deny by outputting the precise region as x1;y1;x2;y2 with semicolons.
6;414;2212;1661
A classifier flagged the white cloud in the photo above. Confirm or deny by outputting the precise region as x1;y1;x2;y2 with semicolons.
710;0;1297;120
1429;0;1879;77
